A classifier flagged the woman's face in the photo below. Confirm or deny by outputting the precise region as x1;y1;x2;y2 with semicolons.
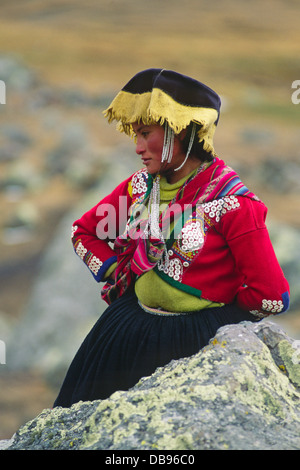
132;123;186;177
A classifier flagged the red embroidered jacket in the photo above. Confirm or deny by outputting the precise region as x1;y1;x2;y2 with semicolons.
71;163;290;318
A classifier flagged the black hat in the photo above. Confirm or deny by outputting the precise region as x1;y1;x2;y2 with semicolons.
104;68;221;155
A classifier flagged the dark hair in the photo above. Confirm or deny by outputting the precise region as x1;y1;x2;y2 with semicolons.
181;123;213;162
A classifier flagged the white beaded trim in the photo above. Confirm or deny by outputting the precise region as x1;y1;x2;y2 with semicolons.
262;298;284;313
75;241;87;259
250;298;284;317
71;225;78;238
179;221;204;252
88;255;103;275
157;196;242;274
157;257;183;281
249;310;269;319
74;239;103;276
131;170;148;195
202;196;240;223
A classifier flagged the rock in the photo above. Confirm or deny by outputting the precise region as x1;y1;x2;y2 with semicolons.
0;55;38;92
44;121;107;188
45;122;89;175
0;124;33;147
239;127;274;146
0;312;15;364
255;157;300;194
4;160;45;195
0;312;15;345
4;321;300;450
2;201;39;246
0;437;15;450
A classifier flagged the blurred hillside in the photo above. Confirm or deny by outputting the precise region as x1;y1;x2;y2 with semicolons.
0;0;299;439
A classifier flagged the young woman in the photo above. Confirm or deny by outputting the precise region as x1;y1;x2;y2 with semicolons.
53;68;289;407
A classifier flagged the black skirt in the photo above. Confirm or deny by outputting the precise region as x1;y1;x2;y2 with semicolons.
53;292;258;408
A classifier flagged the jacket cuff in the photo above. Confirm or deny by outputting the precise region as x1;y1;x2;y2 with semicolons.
93;256;118;282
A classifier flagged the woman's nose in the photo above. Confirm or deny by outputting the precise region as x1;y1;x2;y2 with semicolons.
135;137;145;155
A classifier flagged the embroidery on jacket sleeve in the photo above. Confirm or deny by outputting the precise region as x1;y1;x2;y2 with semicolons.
261;298;284;313
88;256;103;275
75;240;87;259
71;225;78;238
73;239;103;276
250;299;285;318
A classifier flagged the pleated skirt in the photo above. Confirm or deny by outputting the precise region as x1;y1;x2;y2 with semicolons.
53;292;258;408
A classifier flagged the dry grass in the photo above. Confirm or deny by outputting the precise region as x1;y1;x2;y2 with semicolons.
0;0;299;95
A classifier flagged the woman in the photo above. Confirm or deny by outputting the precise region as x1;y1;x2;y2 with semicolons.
54;69;290;407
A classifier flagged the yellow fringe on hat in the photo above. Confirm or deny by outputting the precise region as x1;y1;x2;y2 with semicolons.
103;88;218;155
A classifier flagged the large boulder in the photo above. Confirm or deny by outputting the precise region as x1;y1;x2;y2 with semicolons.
3;321;300;450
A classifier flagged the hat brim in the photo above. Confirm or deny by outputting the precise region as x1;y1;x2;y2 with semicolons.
104;87;219;155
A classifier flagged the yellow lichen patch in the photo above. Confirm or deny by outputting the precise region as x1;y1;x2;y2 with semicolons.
211;338;227;347
157;431;195;451
278;340;300;388
231;345;300;422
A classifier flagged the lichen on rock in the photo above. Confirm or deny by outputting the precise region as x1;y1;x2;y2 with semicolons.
4;321;300;450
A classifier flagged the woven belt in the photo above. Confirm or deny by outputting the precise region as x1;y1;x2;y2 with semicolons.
138;300;193;316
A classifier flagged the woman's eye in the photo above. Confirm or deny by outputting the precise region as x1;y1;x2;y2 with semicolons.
142;131;149;138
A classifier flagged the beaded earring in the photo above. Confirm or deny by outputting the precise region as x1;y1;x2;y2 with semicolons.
174;123;196;172
161;122;175;164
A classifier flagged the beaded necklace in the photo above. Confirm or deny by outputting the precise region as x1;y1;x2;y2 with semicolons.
146;161;208;272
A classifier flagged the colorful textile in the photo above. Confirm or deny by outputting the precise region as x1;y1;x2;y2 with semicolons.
101;157;257;304
71;157;290;318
